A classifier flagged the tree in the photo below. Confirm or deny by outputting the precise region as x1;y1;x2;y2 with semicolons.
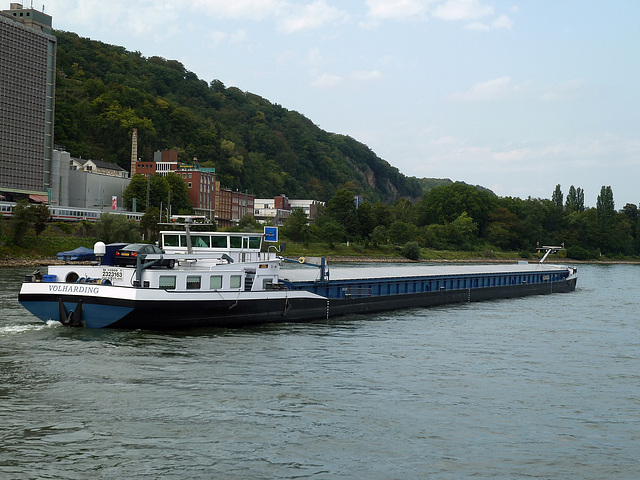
417;183;496;236
552;184;563;208
31;203;51;237
234;214;261;232
565;185;586;213
596;186;615;228
449;212;479;249
149;175;170;212
486;207;522;250
401;241;421;260
282;207;309;242
310;218;347;244
326;188;358;238
165;173;193;214
370;225;388;246
355;202;377;240
123;174;149;211
576;187;585;212
596;186;623;254
140;206;161;242
388;220;416;245
621;203;638;225
11;201;34;246
94;213;141;244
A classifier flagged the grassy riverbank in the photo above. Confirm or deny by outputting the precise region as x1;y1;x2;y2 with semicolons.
0;235;96;267
3;233;638;267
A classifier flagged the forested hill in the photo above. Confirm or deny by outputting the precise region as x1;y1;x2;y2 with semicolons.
53;30;424;203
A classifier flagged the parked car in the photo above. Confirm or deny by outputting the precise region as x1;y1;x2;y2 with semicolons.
114;243;175;268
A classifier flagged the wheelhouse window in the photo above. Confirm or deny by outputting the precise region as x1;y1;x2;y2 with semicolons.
187;276;201;290
164;235;180;247
192;235;210;248
159;275;176;290
211;236;227;248
249;236;261;249
210;275;223;289
230;236;242;248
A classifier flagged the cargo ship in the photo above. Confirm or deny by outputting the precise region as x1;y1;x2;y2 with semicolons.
18;227;577;329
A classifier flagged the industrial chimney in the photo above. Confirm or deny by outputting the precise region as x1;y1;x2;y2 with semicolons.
130;128;138;176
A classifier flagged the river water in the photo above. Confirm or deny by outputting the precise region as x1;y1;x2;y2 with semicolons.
1;263;639;479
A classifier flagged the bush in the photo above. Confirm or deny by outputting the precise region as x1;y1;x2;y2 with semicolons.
401;241;421;261
54;222;73;235
566;246;598;260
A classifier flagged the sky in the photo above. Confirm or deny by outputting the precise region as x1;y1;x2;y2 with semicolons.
38;0;640;207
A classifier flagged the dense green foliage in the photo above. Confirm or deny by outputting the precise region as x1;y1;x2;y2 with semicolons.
1;182;639;261
93;213;141;244
280;183;640;260
53;30;422;203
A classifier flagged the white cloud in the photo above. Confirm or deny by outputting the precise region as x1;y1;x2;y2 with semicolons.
448;76;514;102
466;14;512;31
491;14;513;30
189;0;287;21
465;21;490;31
311;70;384;89
432;0;494;21
311;73;343;89
364;0;435;22
278;0;349;33
539;79;584;102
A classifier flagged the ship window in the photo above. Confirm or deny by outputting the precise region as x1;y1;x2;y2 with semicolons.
187;276;201;289
230;275;242;289
159;275;176;289
211;236;227;248
230;236;242;248
249;236;261;249
263;279;273;289
210;275;222;289
192;235;210;248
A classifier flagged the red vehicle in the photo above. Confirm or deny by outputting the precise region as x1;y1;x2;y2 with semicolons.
114;244;175;268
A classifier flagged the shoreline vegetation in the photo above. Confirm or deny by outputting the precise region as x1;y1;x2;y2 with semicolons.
2;228;639;269
0;242;640;268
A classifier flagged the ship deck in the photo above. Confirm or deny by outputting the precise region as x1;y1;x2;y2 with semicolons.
280;262;569;283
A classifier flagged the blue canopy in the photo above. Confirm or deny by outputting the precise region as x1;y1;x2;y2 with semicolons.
56;246;96;261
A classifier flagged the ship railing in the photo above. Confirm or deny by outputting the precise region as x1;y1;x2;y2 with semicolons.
279;256;330;282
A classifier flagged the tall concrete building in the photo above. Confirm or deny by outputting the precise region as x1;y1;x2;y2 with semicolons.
0;3;56;199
